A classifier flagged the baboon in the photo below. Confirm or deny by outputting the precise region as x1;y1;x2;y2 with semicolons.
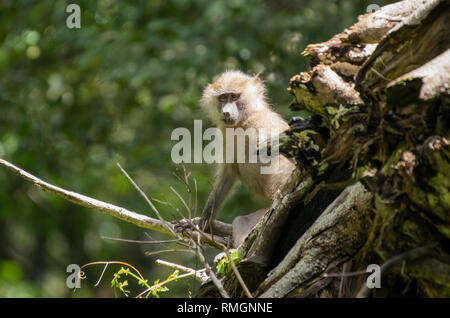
176;70;295;247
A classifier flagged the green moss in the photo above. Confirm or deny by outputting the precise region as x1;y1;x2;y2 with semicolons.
325;106;338;115
216;250;240;276
436;224;450;239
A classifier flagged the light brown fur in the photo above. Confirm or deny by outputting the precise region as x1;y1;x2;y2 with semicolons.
202;71;294;201
178;70;295;247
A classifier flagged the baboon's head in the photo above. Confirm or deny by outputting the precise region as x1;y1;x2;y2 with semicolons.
201;70;267;127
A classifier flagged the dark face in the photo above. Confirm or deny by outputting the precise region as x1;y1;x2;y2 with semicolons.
217;93;242;126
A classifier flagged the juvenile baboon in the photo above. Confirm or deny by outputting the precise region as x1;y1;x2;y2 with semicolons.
176;70;295;247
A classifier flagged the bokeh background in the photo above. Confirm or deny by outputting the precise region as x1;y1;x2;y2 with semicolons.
0;0;396;297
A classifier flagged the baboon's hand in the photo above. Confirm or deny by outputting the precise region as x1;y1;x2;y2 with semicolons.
171;217;206;234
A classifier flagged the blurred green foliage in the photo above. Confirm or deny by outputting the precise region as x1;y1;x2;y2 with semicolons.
0;0;395;297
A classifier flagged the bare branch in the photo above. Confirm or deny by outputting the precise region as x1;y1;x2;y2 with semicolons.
0;158;227;249
144;249;196;256
155;259;208;283
101;236;181;244
116;162;180;239
0;158;171;235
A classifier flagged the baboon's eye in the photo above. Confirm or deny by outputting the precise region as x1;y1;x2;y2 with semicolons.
218;94;228;103
231;93;240;100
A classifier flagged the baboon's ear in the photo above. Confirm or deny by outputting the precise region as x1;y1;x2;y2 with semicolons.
250;73;266;96
252;71;263;82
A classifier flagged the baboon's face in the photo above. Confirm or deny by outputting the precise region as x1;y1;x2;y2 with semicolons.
217;93;242;126
201;71;266;127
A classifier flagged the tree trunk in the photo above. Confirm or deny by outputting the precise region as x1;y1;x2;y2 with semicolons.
198;0;450;298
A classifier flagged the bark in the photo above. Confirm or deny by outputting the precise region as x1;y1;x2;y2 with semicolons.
198;0;450;298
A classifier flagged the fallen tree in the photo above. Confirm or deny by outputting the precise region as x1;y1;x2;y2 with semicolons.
199;0;450;298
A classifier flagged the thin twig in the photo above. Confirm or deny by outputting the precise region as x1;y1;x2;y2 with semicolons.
155;259;208;283
170;186;191;217
155;259;204;273
145;249;196;256
101;236;181;244
143;232;187;251
151;196;188;222
195;244;230;298
182;165;192;220
135;270;200;298
223;248;253;298
116;162;180;239
194;178;198;217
